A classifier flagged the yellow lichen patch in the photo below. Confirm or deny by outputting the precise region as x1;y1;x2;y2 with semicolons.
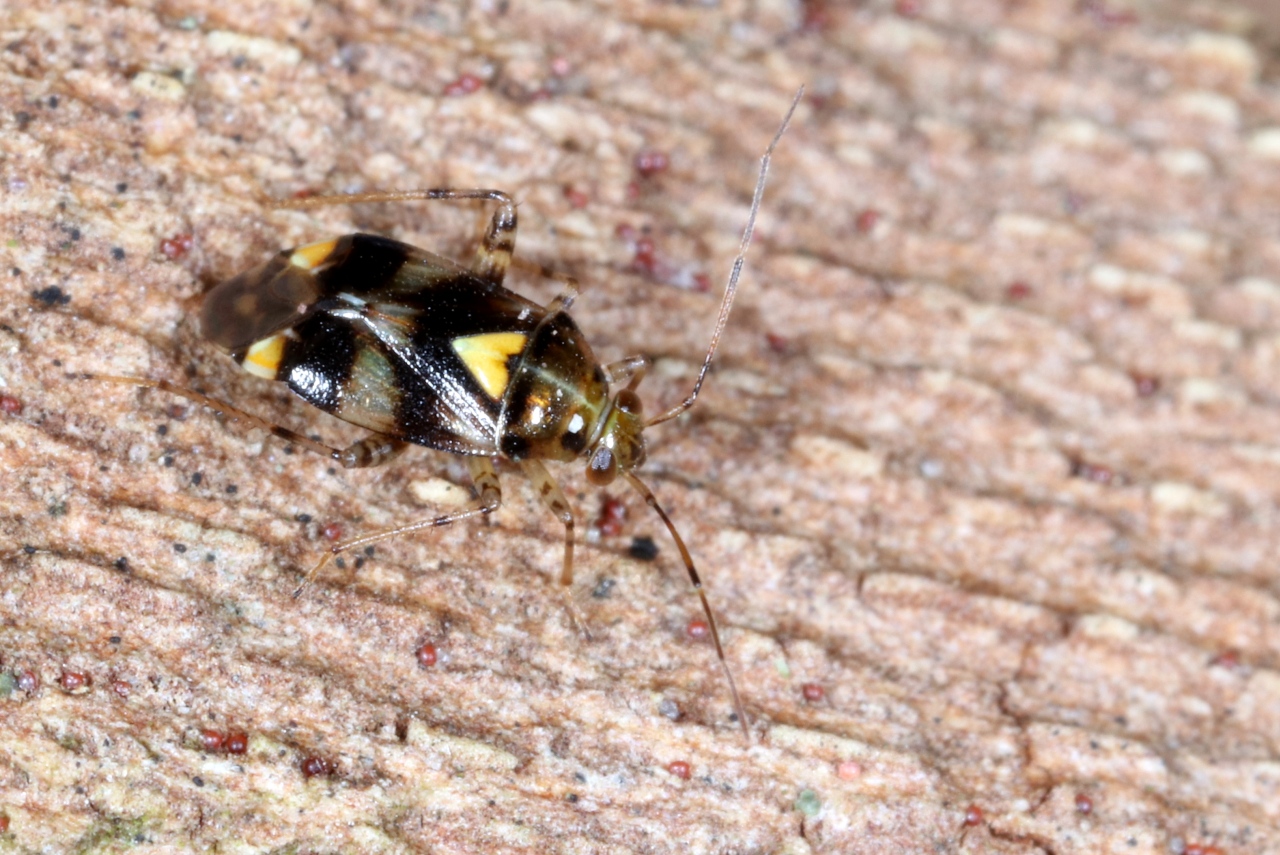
206;29;302;66
242;334;286;379
409;477;471;507
452;332;527;399
289;239;339;270
404;720;519;773
130;71;186;101
791;434;884;479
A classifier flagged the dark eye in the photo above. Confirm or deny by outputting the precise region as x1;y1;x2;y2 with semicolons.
586;445;617;485
615;389;642;416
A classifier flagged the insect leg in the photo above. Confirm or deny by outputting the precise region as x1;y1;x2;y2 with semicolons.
276;185;588;307
274;188;518;287
507;256;582;313
602;356;649;390
297;455;502;596
517;459;590;639
81;373;347;461
334;436;409;469
469;192;518;287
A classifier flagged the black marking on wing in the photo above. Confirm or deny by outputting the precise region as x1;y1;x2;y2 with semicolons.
278;313;358;414
290;234;550;454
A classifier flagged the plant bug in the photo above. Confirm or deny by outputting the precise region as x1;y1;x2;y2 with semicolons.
86;90;801;739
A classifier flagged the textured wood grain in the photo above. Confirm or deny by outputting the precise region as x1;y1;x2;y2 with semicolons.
3;1;1280;853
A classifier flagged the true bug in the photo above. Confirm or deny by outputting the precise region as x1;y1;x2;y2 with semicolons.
87;91;800;738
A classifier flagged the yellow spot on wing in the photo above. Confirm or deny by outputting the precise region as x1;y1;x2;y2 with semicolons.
242;334;286;379
289;238;339;270
452;332;527;399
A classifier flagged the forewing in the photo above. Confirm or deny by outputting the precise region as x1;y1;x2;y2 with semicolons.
303;234;548;453
201;251;324;352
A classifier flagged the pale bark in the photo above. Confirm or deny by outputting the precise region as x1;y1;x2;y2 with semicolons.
2;1;1279;852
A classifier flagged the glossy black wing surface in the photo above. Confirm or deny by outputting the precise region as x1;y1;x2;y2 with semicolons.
214;233;547;455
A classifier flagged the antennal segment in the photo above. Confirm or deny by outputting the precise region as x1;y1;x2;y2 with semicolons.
623;471;750;739
647;86;803;428
273;188;513;209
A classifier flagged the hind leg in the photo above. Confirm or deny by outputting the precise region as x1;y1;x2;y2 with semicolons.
82;373;408;468
298;456;502;595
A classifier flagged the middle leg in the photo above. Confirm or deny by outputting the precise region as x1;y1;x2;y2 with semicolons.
275;188;518;286
507;255;583;313
518;459;590;638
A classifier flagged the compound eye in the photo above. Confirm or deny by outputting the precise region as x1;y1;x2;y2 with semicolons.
615;389;643;416
586;445;617;486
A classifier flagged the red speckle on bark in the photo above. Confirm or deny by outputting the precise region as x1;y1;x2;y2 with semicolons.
199;729;225;752
1070;458;1114;485
15;669;39;693
301;755;336;778
635;150;670;178
685;619;709;641
801;0;831;31
1131;373;1160;397
160;233;194;260
1184;845;1225;855
836;760;862;780
595;496;627;537
1210;649;1241;669
631;237;658;276
58;670;91;693
1082;1;1137;27
1006;281;1032;300
443;73;484;96
855;209;881;233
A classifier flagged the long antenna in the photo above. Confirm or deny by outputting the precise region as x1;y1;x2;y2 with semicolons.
623;472;749;739
647;86;803;427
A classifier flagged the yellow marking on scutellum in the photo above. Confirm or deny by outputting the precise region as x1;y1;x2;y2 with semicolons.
289;238;339;270
242;334;286;379
452;332;527;399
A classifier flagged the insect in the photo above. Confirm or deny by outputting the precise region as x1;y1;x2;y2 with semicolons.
87;91;800;739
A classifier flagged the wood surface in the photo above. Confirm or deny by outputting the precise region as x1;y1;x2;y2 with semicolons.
2;1;1280;852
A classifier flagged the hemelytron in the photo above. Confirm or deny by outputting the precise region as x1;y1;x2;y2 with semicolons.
90;91;801;739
